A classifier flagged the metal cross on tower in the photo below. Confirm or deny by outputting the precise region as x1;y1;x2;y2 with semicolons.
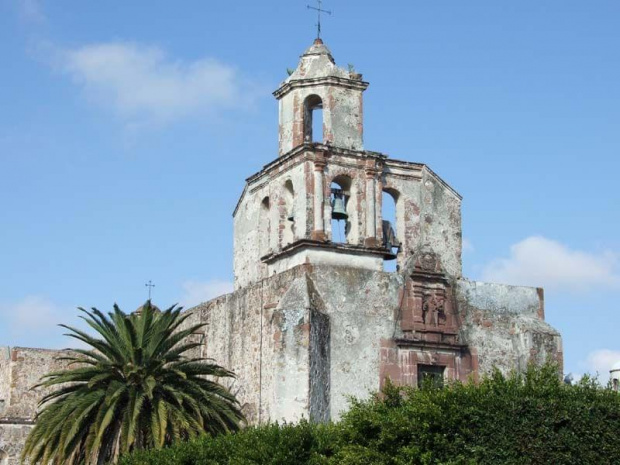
145;280;155;300
307;0;331;39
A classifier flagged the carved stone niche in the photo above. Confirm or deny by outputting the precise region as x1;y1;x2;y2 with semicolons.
399;248;458;344
379;247;477;390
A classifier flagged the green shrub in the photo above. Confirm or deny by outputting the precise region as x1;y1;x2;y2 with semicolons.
120;364;620;465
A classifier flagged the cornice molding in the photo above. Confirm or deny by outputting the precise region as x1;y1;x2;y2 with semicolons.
273;76;369;100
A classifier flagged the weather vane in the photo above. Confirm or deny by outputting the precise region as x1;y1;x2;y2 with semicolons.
307;0;331;39
145;280;155;300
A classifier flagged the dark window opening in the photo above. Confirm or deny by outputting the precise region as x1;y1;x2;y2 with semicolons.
417;364;445;388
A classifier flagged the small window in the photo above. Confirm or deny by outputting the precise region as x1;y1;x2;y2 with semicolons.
417;364;445;388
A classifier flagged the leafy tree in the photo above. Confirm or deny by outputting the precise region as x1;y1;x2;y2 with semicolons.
121;363;620;465
22;301;244;465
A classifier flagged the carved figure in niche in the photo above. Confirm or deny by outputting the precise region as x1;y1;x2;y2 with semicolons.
422;293;445;327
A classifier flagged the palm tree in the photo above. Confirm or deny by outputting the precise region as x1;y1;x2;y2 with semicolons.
22;301;244;464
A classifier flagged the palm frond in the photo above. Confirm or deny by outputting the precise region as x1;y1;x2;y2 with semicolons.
22;303;245;465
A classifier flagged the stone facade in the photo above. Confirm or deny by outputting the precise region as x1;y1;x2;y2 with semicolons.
182;266;561;424
0;347;67;464
0;38;563;458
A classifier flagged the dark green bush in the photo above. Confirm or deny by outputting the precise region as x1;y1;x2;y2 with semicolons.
120;364;620;465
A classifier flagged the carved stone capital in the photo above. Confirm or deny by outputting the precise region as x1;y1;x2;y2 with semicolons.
314;154;327;172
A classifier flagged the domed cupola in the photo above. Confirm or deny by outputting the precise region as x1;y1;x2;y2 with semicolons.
133;300;161;316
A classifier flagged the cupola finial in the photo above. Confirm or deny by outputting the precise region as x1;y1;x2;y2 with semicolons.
307;0;331;39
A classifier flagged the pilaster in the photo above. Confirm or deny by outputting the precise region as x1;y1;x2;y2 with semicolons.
311;152;328;242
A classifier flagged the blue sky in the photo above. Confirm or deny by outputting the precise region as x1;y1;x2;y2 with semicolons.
1;0;618;380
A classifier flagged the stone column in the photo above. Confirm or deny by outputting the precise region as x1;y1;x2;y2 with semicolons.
311;153;327;241
364;167;379;247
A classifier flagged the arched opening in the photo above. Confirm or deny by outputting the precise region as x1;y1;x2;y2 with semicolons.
0;450;8;465
304;95;324;143
382;189;400;271
259;196;270;257
282;180;295;246
330;176;353;244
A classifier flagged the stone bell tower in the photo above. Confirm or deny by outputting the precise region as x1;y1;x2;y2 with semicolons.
233;38;463;290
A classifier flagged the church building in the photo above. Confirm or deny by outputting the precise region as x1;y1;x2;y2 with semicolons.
0;38;563;461
183;38;562;423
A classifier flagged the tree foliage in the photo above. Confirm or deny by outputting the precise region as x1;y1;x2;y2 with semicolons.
121;364;620;465
22;302;244;465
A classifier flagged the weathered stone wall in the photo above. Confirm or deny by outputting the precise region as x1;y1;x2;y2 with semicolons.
308;266;400;418
189;264;562;425
190;266;316;424
234;156;310;289
418;168;462;279
0;423;31;465
192;264;395;422
2;348;66;420
0;347;67;464
0;348;10;417
383;162;462;278
457;280;563;376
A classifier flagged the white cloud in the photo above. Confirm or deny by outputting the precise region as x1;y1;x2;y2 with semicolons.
580;349;620;383
480;236;620;291
58;42;258;125
179;280;233;308
0;296;71;348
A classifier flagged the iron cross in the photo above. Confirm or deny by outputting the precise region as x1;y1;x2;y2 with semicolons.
145;280;155;300
307;0;331;39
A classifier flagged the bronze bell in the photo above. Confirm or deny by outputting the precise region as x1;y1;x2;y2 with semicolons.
331;194;348;221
